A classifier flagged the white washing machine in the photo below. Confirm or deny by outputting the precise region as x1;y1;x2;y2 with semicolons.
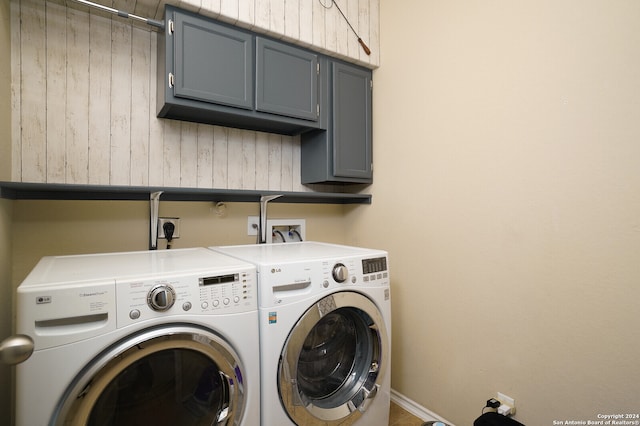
211;242;391;426
11;248;260;426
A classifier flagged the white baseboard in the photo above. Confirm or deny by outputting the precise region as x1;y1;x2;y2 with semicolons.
390;388;456;425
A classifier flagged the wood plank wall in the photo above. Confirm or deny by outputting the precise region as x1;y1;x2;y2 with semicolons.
10;0;379;191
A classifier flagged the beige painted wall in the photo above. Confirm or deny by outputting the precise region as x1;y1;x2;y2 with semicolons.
346;0;640;424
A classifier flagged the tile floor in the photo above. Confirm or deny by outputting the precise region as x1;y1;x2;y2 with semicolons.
389;401;425;426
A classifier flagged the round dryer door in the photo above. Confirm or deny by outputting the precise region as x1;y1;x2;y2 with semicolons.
54;325;246;426
278;291;389;426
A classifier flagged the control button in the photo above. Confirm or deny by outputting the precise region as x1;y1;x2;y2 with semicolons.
351;276;357;283
332;263;349;283
234;296;240;303
323;280;330;288
383;272;388;278
147;284;176;312
182;301;192;311
223;298;230;305
213;300;220;307
377;273;382;279
363;276;369;282
129;309;141;320
201;301;209;309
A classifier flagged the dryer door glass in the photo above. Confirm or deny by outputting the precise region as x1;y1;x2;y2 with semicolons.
55;326;245;426
279;291;389;425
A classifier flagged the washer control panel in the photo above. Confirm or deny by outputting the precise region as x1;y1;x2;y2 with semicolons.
116;267;256;328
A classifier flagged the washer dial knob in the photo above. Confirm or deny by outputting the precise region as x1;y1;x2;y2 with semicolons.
147;284;176;311
332;263;349;283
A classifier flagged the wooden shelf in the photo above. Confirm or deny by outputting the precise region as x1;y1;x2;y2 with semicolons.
0;182;371;204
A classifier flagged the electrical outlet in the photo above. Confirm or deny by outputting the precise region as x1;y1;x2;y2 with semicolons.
158;217;180;239
497;392;515;416
247;216;259;236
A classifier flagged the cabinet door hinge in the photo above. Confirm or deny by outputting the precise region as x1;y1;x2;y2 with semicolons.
168;73;175;88
317;63;320;75
168;19;174;35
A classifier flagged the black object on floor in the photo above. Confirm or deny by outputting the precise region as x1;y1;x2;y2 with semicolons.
474;412;525;426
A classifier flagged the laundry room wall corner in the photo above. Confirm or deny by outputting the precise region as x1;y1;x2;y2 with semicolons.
1;0;15;422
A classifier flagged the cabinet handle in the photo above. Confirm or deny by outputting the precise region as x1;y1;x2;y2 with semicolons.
168;73;175;88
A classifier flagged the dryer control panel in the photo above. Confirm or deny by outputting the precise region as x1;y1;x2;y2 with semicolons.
116;267;256;328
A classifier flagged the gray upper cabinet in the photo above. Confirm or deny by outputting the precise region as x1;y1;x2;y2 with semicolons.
256;38;318;121
301;60;373;184
157;6;321;135
173;12;253;110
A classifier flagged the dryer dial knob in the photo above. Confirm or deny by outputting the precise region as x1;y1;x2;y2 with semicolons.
332;263;349;283
147;284;176;311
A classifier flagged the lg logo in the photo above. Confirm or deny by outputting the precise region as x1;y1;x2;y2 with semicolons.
271;268;282;273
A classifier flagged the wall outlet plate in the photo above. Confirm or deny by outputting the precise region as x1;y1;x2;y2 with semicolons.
497;392;515;415
158;217;180;239
247;216;259;236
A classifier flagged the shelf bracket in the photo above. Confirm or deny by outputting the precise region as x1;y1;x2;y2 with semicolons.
150;191;163;250
258;194;282;244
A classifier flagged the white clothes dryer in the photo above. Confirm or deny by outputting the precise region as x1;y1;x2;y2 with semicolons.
11;248;259;426
211;242;391;426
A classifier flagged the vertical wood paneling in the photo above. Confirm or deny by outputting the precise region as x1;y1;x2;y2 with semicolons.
196;123;214;188
346;0;359;59
212;126;228;188
11;0;22;181
254;131;269;190
236;0;254;29
227;128;243;188
198;0;220;20
220;0;238;24
163;119;182;186
130;27;151;186
291;135;304;191
109;19;132;185
283;0;299;41
298;0;312;46
254;0;270;33
20;0;47;182
13;0;378;192
280;134;293;191
88;10;112;185
312;0;325;51
46;1;67;183
335;1;349;58
267;133;282;190
242;131;256;189
269;0;285;35
368;0;379;66
358;0;370;64
66;6;90;184
324;0;337;54
179;121;198;187
148;31;165;186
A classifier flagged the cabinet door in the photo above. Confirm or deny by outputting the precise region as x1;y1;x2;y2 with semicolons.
256;38;318;121
332;62;372;179
173;10;253;110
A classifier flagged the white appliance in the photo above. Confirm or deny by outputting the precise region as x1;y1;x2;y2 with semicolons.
12;248;260;426
211;242;391;426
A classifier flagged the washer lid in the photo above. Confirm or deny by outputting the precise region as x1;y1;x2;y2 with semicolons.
212;241;386;265
20;248;252;288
